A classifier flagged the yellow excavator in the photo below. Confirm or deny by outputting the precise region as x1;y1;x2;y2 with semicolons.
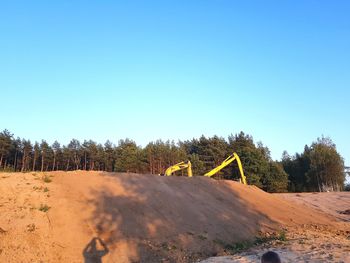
204;152;247;185
163;153;247;185
164;161;193;177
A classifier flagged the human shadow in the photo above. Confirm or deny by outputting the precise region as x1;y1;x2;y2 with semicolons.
83;237;109;263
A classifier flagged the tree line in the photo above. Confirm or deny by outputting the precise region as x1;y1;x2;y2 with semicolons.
0;129;346;192
282;137;346;192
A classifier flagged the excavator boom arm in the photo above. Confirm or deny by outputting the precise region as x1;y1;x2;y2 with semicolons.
204;153;247;185
164;161;193;177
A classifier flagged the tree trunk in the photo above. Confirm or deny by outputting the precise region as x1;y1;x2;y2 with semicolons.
14;151;18;172
41;155;44;172
0;154;3;168
32;153;36;171
149;155;153;174
84;152;87;170
52;154;56;171
158;160;161;174
21;150;26;172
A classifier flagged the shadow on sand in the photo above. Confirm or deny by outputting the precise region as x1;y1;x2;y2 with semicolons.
83;237;109;263
86;173;280;262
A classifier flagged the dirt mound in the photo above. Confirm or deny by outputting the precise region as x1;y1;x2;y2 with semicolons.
0;171;339;262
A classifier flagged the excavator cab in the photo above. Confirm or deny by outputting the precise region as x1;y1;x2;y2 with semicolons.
204;152;247;185
164;161;193;177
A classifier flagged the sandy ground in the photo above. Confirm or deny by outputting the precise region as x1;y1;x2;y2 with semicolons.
201;192;350;263
278;192;350;222
0;171;349;263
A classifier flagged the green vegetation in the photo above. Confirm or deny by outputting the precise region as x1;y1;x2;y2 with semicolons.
254;230;287;244
282;136;345;192
0;129;346;192
214;230;287;254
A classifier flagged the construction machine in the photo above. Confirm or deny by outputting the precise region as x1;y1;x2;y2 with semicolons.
204;152;247;185
164;161;193;177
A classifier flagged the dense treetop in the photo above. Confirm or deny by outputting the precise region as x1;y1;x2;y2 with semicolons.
0;129;346;192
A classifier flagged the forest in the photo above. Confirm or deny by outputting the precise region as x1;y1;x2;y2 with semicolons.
0;129;346;192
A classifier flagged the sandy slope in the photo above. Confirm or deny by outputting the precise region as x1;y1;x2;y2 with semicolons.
0;171;347;262
278;192;350;222
201;192;350;263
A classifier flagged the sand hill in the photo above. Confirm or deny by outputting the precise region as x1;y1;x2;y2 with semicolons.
0;171;343;262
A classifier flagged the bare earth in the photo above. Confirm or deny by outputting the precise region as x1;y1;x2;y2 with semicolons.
0;171;349;263
201;193;350;263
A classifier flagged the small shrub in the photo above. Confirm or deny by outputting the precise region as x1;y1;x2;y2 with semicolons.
278;230;287;241
217;230;288;254
198;234;207;240
33;186;41;191
161;242;170;251
170;245;177;250
43;187;49;192
42;174;52;183
27;223;36;232
255;230;287;245
38;204;50;212
226;241;252;252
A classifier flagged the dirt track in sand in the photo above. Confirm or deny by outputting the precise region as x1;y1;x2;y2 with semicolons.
0;171;348;262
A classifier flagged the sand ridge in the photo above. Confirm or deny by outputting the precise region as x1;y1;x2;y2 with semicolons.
0;171;347;262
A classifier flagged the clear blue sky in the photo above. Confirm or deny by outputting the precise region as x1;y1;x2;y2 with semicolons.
0;1;349;165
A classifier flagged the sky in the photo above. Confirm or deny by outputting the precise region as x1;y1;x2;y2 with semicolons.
0;1;349;165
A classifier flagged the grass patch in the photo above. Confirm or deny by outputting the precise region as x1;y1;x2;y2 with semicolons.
38;204;50;212
224;240;252;253
254;230;287;245
214;230;288;254
43;187;49;192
